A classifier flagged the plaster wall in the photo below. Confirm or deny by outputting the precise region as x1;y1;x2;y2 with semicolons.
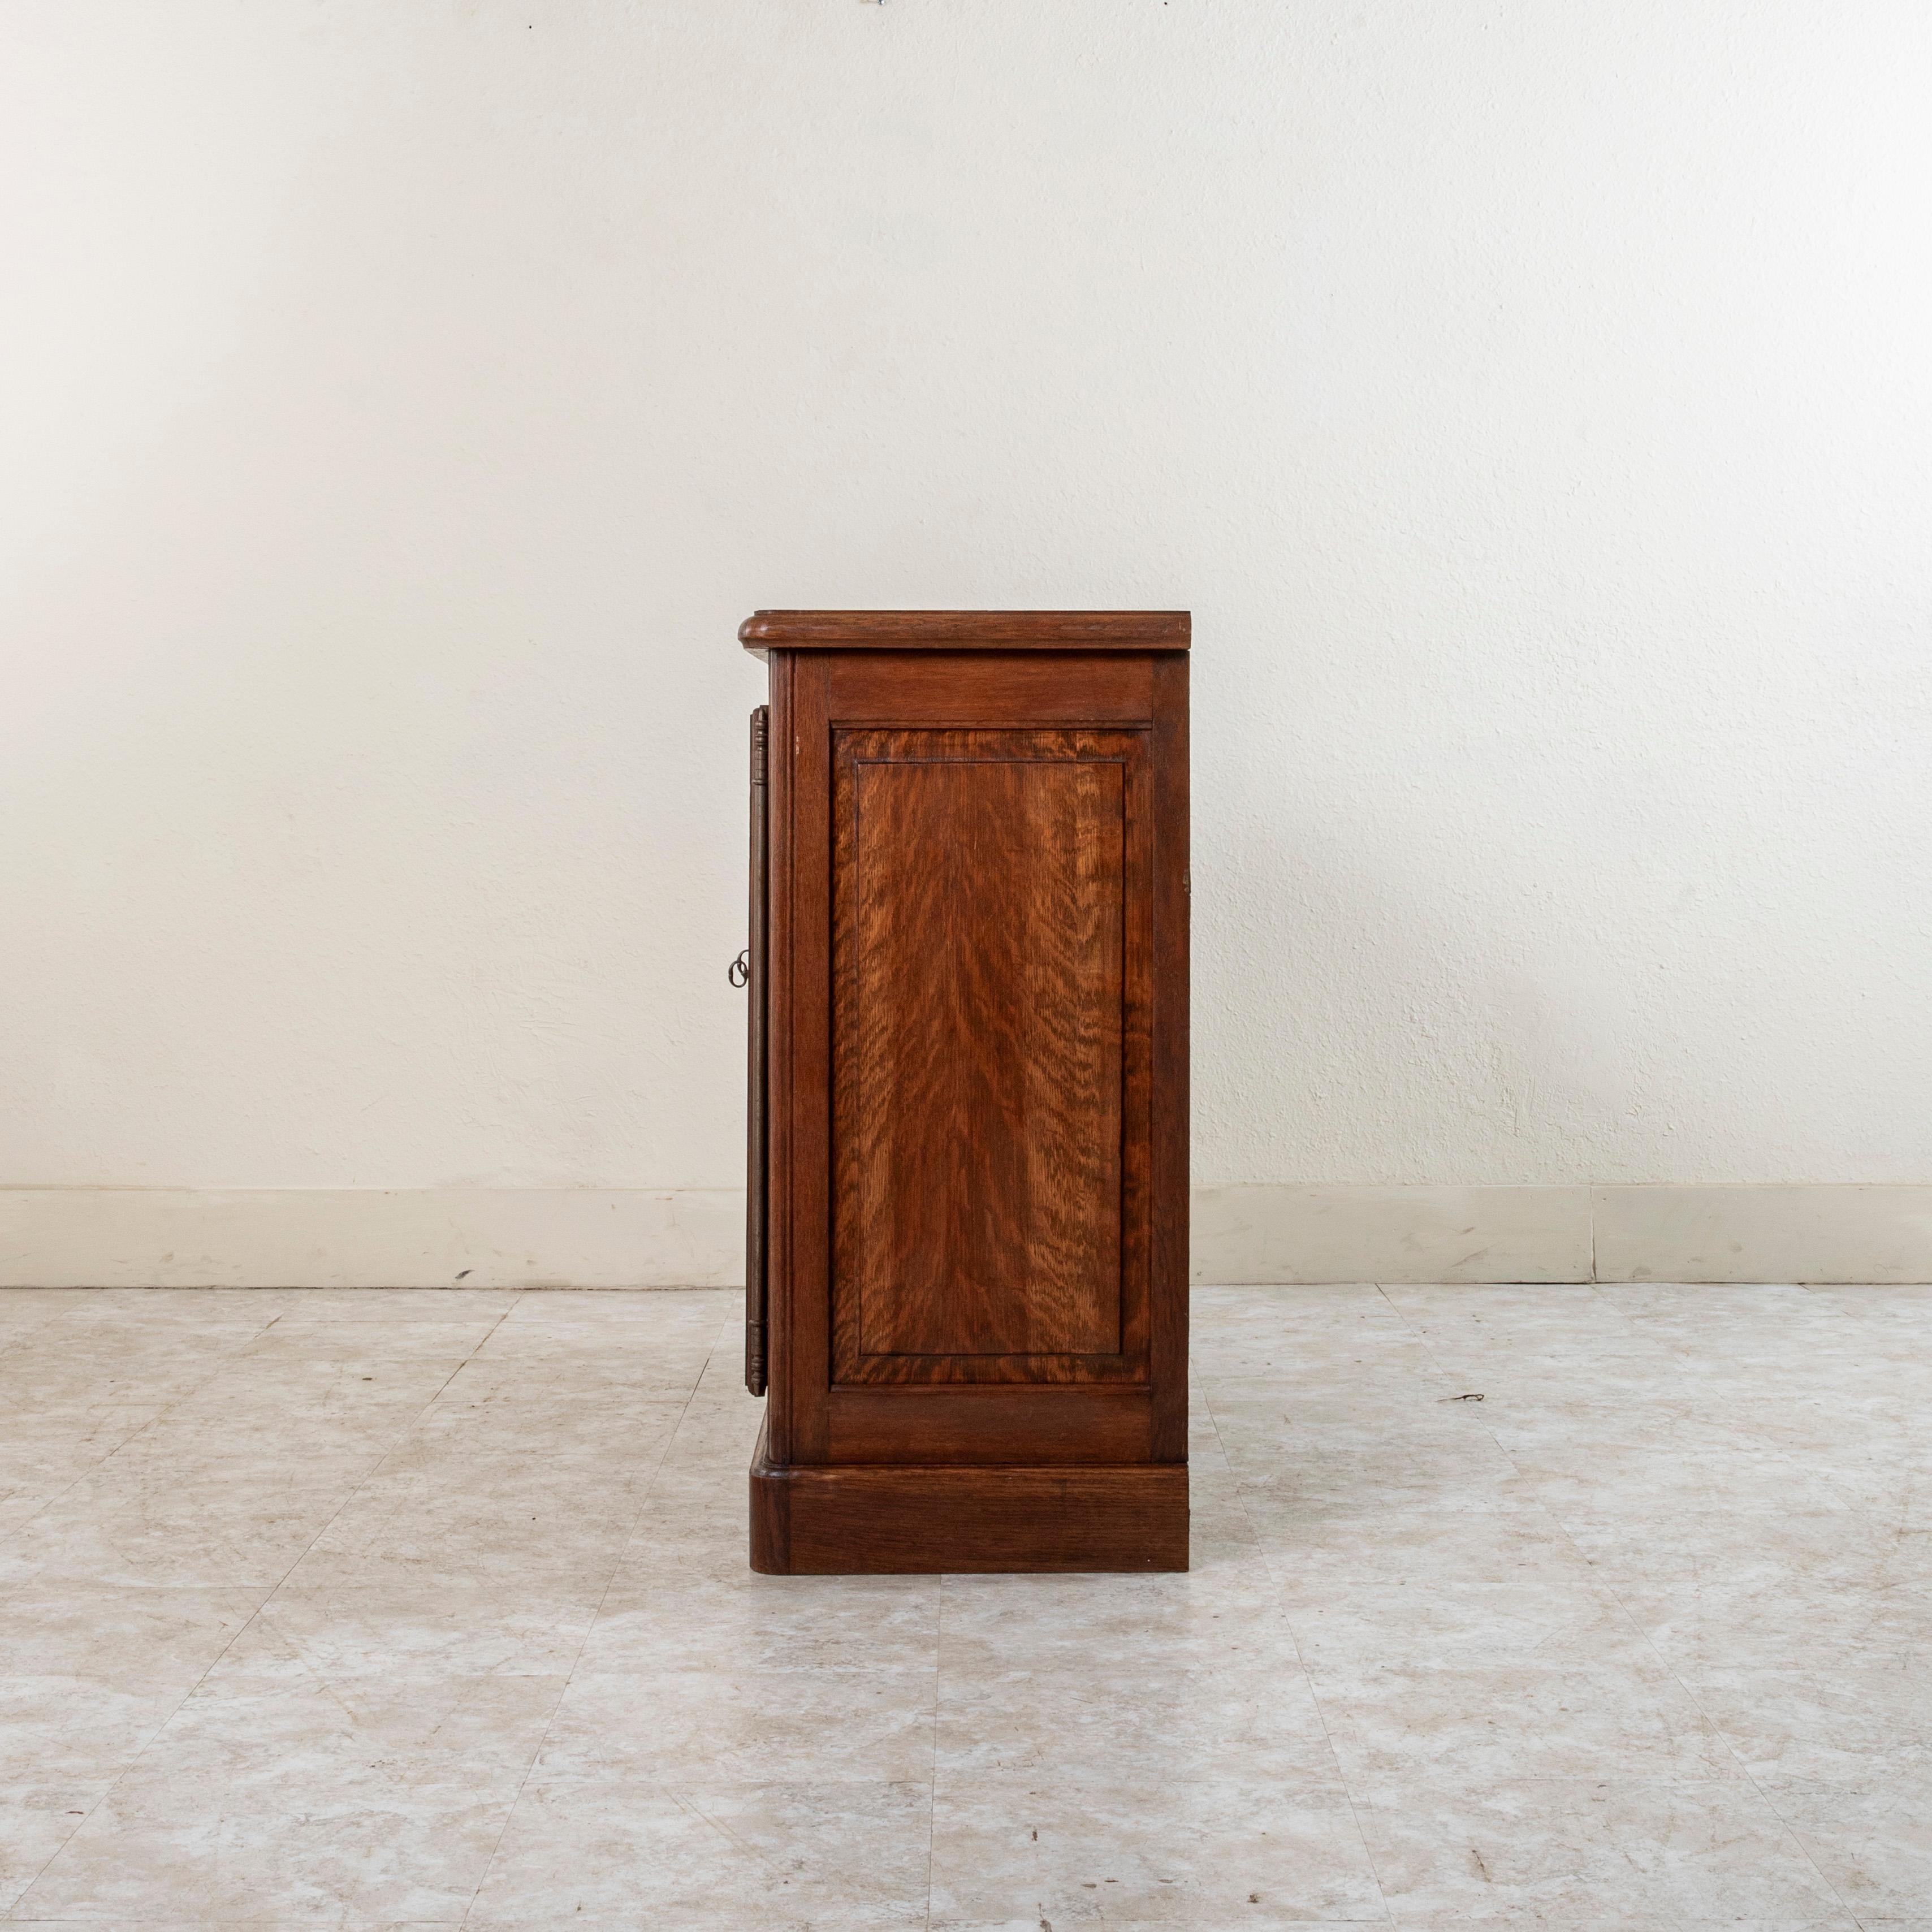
4;3;1930;1279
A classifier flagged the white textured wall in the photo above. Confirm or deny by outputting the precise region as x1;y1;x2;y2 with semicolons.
5;4;1930;1233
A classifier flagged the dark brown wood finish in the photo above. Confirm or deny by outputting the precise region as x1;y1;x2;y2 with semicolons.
742;706;769;1397
763;649;796;1466
1148;651;1191;1463
822;1386;1158;1466
741;609;1188;652
827;649;1158;727
745;612;1188;1573
832;727;1143;1385
750;1421;1188;1575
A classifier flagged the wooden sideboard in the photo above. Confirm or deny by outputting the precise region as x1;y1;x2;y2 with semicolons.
739;610;1190;1572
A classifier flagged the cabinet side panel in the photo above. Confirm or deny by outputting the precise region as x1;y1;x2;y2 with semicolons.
831;727;1151;1385
842;742;1124;1359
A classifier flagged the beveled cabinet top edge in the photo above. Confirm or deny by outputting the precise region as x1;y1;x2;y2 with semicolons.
740;610;1190;652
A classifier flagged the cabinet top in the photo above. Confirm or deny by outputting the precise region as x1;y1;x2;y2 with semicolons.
739;610;1190;653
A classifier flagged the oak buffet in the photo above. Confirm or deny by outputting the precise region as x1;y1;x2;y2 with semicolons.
739;610;1190;1573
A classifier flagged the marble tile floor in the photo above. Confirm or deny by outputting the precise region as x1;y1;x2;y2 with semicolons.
1;1281;1930;1929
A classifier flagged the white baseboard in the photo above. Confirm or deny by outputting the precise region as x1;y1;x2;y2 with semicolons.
1191;1185;1593;1285
1194;1183;1932;1285
0;1189;744;1289
3;1184;1930;1290
1588;1184;1932;1285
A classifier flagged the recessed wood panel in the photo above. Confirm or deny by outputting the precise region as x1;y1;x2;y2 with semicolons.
852;751;1123;1355
832;728;1143;1384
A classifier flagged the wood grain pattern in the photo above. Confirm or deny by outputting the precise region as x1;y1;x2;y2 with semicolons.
1149;652;1191;1463
823;649;1157;728
741;609;1189;651
852;753;1121;1355
743;706;768;1396
750;1420;1187;1574
831;729;1152;1386
762;650;797;1465
822;1386;1155;1465
784;651;833;1462
747;623;1188;1571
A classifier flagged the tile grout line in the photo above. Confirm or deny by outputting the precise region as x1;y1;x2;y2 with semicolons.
1594;1610;1871;1932
455;1303;732;1928
1573;1274;1870;1930
4;1289;531;1923
1198;1344;1398;1925
0;1291;309;1918
0;1294;287;1545
1438;1282;1870;1932
5;1284;1908;1925
1360;1281;1818;1917
923;1576;943;1930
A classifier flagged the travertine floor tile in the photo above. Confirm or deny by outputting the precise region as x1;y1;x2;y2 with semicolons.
928;1771;1384;1926
1309;1655;1743;1784
466;1773;931;1930
0;1586;261;1905
12;1760;523;1922
581;1571;940;1675
1613;1570;1932;1675
252;1578;602;1680
0;1447;397;1589
1280;1573;1643;1672
12;1625;568;1920
537;1661;940;1784
232;1286;524;1320
274;1394;686;1596
234;1318;505;1362
0;1404;166;1531
1674;1663;1932;1782
1357;1776;1854;1927
1758;1774;1932;1921
7;1281;1932;1925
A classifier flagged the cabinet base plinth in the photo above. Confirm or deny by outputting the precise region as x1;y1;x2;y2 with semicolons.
749;1428;1188;1574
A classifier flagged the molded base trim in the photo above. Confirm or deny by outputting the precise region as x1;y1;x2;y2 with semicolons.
749;1425;1188;1574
